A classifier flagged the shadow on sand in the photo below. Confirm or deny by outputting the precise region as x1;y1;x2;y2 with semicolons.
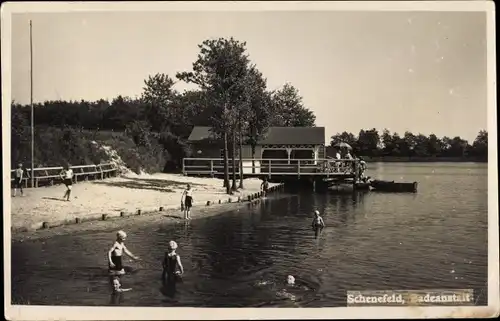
91;177;204;193
41;197;67;202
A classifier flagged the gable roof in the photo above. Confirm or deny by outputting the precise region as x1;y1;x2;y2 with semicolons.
187;126;325;145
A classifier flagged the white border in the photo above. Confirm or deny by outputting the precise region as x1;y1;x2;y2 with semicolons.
2;1;498;320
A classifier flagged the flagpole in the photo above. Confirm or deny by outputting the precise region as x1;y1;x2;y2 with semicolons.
30;20;34;188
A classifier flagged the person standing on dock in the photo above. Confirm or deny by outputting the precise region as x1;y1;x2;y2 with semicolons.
60;164;74;201
181;184;193;220
12;163;27;197
358;157;367;180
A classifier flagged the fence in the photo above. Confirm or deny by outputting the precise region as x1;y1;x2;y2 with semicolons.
182;158;360;177
10;163;119;188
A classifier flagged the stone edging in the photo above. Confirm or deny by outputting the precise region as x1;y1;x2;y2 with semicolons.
11;183;285;233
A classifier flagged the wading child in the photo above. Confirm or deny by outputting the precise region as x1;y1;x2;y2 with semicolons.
181;184;193;220
60;164;74;201
162;240;184;283
108;230;140;275
111;276;132;293
311;210;325;229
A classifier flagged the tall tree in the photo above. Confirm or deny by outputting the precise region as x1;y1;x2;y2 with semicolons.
176;37;251;194
357;128;380;156
142;73;177;132
270;83;316;127
471;130;488;159
243;65;271;175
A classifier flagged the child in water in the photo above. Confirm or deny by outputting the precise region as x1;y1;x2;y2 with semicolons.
311;210;325;229
162;240;184;282
108;230;140;275
111;276;132;293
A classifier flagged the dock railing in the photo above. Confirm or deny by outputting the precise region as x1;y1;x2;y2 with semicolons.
10;163;119;188
182;158;360;178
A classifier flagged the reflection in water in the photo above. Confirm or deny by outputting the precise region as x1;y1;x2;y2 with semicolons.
11;163;488;307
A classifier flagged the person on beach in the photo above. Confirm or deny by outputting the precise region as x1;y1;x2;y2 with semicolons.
181;184;193;220
60;164;74;201
13;163;26;197
261;177;269;195
311;210;325;229
108;230;140;275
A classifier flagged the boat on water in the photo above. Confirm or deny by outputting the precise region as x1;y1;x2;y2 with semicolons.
369;179;418;193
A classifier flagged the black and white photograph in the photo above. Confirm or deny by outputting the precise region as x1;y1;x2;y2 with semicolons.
2;1;498;320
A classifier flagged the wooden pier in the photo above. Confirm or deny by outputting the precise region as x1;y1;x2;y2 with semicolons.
182;158;362;188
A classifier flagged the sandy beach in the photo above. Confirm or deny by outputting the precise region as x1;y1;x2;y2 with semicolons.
10;173;277;232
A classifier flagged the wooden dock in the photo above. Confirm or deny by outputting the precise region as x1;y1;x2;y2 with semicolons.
182;158;361;183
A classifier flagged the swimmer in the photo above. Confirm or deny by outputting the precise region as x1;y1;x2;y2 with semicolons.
108;230;140;275
287;275;295;286
311;210;325;229
111;276;132;293
162;240;184;283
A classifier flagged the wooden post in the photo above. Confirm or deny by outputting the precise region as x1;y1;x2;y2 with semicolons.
210;160;214;177
268;159;272;179
298;159;301;178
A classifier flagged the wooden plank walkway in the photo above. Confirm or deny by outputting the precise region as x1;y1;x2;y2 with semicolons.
182;158;361;180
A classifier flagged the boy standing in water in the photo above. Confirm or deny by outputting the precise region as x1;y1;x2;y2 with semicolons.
60;164;74;201
108;230;140;275
111;276;132;293
311;210;325;229
181;184;193;220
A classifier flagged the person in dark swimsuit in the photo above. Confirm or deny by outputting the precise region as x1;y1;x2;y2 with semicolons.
162;240;184;297
181;184;193;220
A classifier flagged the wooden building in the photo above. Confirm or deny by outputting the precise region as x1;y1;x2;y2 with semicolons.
187;126;326;174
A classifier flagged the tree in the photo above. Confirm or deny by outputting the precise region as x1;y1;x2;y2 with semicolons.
427;134;442;156
471;130;488;159
177;37;251;194
270;83;316;127
357;128;380;156
142;73;177;132
243;65;272;175
330;131;358;153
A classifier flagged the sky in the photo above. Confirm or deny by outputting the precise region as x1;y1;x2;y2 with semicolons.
9;9;489;143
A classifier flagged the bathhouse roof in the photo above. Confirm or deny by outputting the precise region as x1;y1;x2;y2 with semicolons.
187;126;325;145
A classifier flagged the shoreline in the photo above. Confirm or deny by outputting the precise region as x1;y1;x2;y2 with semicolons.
11;196;270;242
9;173;282;237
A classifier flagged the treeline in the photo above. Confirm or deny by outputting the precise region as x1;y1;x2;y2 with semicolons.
11;37;317;187
330;129;488;160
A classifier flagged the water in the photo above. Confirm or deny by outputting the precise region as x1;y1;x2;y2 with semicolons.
11;162;489;307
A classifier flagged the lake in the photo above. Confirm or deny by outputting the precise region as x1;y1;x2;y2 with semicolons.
11;162;489;307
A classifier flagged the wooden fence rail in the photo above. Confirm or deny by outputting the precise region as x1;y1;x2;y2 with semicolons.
10;163;119;188
183;158;361;178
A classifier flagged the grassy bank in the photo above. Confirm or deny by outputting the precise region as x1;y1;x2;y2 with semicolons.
12;127;169;174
